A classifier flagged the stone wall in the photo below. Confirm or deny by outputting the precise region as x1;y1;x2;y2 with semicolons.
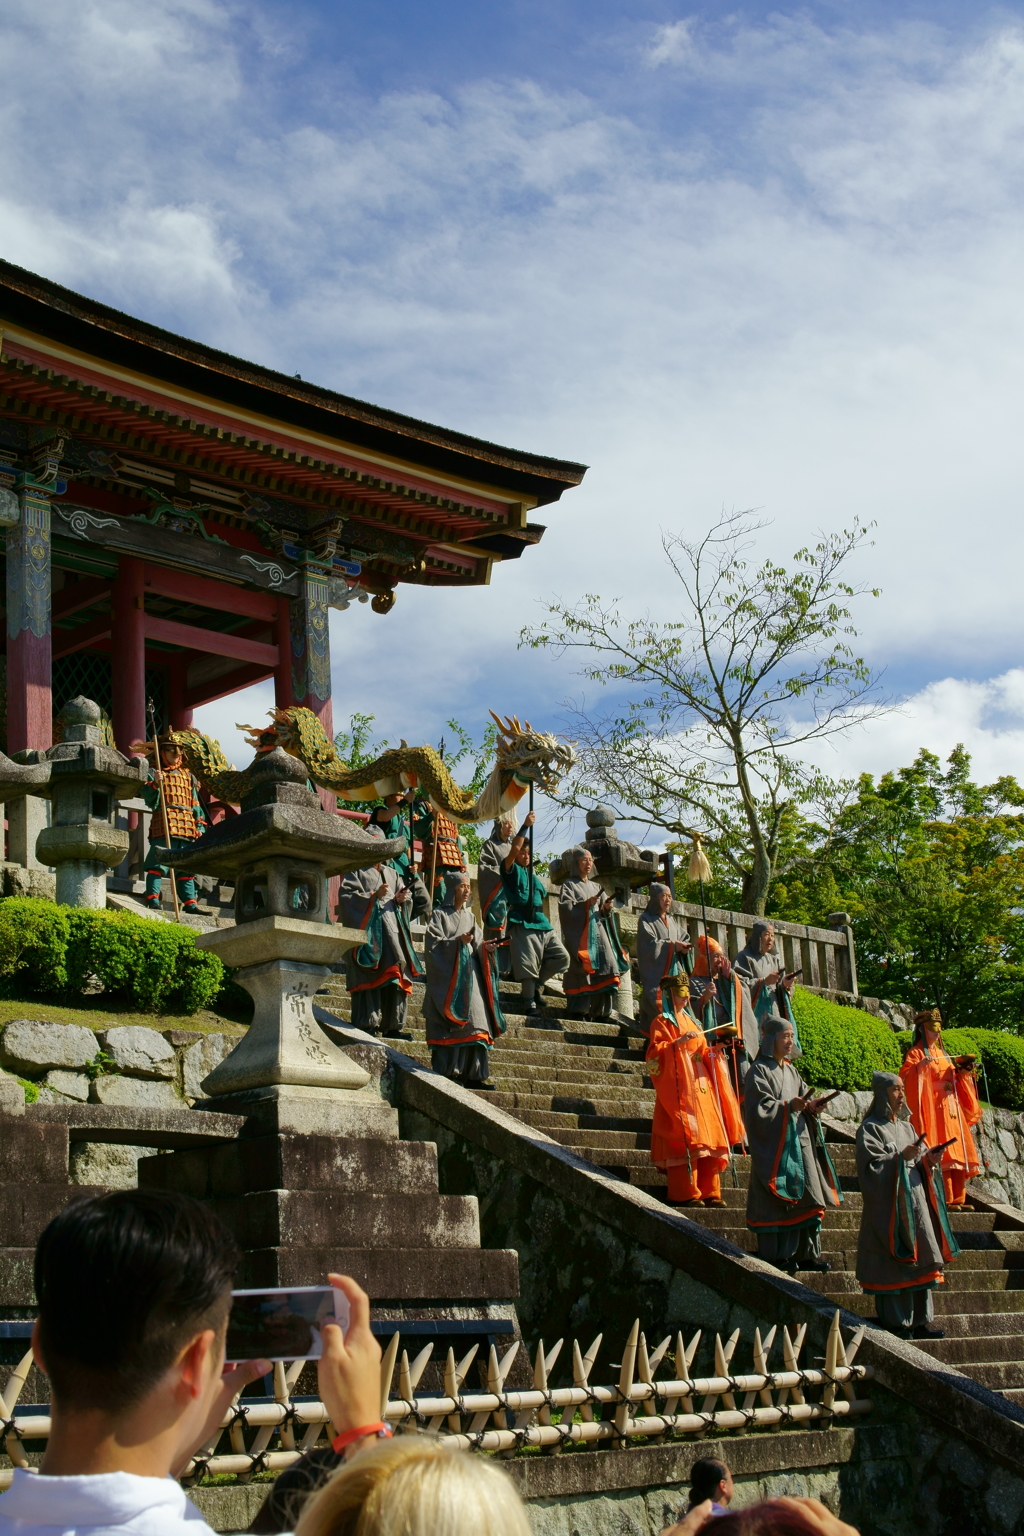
825;1090;1024;1210
191;1426;999;1536
0;1020;232;1185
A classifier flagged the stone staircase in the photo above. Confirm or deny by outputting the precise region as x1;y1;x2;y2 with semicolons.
314;967;1024;1405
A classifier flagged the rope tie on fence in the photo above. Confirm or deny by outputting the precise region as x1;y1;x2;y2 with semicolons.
228;1404;251;1431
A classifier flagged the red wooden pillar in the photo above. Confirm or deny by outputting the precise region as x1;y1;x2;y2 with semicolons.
111;555;146;752
168;655;193;731
6;482;53;752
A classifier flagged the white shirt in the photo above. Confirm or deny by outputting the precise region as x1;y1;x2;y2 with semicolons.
0;1469;215;1536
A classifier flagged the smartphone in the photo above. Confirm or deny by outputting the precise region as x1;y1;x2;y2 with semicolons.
226;1286;350;1363
928;1137;957;1156
786;969;803;979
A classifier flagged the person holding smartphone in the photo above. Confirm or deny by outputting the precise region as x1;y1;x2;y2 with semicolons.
856;1072;960;1339
742;1015;843;1273
734;921;802;1057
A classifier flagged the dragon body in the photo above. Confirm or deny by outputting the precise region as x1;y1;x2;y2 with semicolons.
171;708;575;824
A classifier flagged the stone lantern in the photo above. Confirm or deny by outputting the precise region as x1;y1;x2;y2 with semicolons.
184;747;405;1131
0;697;146;908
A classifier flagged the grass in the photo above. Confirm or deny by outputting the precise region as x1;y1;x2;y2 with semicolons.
0;996;249;1037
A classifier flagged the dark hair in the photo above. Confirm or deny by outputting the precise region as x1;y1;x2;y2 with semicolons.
712;1501;834;1536
688;1457;729;1506
35;1190;240;1414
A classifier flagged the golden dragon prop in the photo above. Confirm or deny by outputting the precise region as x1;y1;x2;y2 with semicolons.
170;708;575;824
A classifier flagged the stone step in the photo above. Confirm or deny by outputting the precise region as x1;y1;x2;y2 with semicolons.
481;1090;656;1117
922;1312;1024;1338
955;1362;1024;1390
210;1191;481;1251
913;1334;1024;1365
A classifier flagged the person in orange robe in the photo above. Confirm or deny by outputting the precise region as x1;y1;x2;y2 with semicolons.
647;1011;744;1206
900;1007;982;1208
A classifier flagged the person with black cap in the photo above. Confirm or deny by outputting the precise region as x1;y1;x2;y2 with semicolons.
742;1014;842;1273
856;1070;958;1340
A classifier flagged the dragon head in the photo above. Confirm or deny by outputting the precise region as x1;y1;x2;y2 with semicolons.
488;711;576;794
239;709;302;758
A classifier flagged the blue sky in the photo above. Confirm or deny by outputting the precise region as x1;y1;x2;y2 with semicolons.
5;0;1024;833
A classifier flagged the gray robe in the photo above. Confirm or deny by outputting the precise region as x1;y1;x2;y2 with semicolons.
336;860;417;989
559;878;623;996
637;911;688;1032
423;906;496;1046
856;1112;948;1291
478;826;512;930
743;1056;836;1231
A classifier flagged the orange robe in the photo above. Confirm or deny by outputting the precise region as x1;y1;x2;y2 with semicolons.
900;1040;981;1207
647;1013;743;1203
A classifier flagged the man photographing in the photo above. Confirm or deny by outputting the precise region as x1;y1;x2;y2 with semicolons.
0;1191;382;1535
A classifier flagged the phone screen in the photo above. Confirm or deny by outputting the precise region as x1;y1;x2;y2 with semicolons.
226;1286;349;1363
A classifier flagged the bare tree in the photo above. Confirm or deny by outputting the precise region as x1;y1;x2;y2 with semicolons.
521;512;890;914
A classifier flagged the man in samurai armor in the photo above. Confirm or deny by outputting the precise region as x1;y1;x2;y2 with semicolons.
131;734;207;916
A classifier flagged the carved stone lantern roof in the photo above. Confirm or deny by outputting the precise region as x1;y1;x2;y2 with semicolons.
185;747;405;882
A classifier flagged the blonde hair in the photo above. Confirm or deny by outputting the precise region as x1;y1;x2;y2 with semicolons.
294;1436;533;1536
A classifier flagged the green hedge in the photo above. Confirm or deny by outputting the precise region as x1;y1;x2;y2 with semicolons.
895;1026;1024;1111
790;988;902;1092
0;898;224;1013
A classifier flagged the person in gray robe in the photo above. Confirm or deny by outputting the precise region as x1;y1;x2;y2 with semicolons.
734;920;800;1055
636;884;693;1037
500;810;569;1016
423;872;505;1086
336;826;423;1038
478;815;514;976
558;846;629;1022
856;1071;958;1340
743;1014;842;1272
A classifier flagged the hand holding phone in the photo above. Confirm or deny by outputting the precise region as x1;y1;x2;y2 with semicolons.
318;1274;385;1450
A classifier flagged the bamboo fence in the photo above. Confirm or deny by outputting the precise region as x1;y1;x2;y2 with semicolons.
0;1311;871;1488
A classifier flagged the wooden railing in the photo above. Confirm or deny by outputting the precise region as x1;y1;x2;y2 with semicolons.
615;898;859;998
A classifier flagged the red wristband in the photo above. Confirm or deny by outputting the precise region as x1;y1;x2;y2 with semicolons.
332;1421;392;1453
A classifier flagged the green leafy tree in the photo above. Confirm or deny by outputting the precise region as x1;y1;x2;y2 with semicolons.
809;748;1024;1029
521;512;887;914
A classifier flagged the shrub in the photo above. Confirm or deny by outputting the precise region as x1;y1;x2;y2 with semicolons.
790;988;902;1092
0;898;71;994
895;1026;1024;1111
0;899;224;1014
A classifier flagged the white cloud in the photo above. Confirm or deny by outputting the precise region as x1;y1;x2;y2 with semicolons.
801;669;1024;785
645;19;697;68
6;4;1024;786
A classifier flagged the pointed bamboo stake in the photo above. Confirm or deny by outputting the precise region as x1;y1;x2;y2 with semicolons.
408;1342;434;1393
822;1312;840;1413
471;1345;503;1434
648;1334;673;1376
572;1334;602;1424
781;1325;807;1408
0;1348;31;1470
637;1331;653;1394
440;1347;460;1435
379;1332;401;1421
833;1327;858;1406
615;1321;639;1439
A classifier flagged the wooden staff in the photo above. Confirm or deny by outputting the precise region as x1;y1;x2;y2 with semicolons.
147;697;181;922
427;736;447;915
